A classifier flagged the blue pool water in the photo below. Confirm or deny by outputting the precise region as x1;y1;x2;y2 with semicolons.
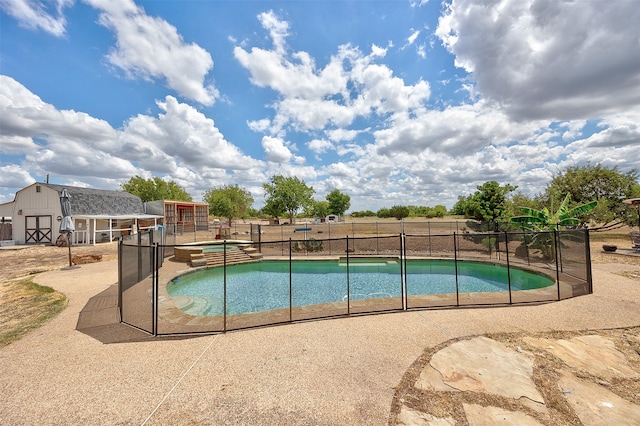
202;244;238;252
167;259;554;316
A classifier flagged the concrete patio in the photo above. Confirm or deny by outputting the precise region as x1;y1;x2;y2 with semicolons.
0;258;638;425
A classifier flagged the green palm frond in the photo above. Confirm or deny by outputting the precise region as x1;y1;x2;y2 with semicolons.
511;193;597;230
561;200;598;221
555;194;572;219
513;207;548;223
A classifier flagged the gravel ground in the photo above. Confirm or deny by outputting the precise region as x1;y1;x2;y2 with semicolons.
0;229;638;425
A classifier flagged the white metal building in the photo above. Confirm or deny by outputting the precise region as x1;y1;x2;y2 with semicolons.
0;183;162;245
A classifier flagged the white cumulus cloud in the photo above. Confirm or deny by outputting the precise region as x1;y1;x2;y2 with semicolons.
85;0;218;105
436;0;640;121
0;0;72;36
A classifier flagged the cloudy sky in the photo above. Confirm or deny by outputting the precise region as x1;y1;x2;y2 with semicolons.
1;0;639;212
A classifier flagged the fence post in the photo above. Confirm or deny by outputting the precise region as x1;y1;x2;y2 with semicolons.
401;233;407;310
346;236;350;315
556;226;564;273
554;230;561;301
137;226;142;282
584;228;593;294
153;242;158;336
454;232;460;306
289;238;293;322
149;230;155;274
223;239;227;332
117;238;123;321
505;232;512;304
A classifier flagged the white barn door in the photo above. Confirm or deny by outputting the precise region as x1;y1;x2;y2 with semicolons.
25;215;52;244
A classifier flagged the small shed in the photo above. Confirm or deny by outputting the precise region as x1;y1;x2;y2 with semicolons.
325;214;338;223
145;200;209;234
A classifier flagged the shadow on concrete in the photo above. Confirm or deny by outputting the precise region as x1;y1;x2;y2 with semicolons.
75;284;195;344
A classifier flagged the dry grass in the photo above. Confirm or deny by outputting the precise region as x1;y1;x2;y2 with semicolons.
0;277;67;346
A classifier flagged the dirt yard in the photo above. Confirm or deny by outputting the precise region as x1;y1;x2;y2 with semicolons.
0;243;119;282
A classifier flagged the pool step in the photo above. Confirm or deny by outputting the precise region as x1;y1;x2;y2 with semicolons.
190;248;261;267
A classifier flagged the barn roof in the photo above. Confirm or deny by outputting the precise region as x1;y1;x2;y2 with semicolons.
41;183;145;216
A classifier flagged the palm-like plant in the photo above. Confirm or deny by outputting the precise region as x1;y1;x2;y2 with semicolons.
512;194;597;231
511;194;597;259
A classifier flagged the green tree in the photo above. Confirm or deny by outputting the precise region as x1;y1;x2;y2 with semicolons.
121;176;192;202
409;206;429;217
428;205;448;218
351;210;376;218
262;175;314;224
325;189;351;217
389;205;410;220
545;164;639;229
464;181;517;223
376;207;391;218
203;185;253;225
304;200;330;218
506;192;539;216
450;195;470;216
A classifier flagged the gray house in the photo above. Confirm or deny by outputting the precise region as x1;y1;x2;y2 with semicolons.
0;182;162;245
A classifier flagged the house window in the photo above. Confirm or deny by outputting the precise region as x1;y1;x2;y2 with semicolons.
36;186;41;193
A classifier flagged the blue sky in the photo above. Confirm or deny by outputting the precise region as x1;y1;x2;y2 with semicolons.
1;0;639;212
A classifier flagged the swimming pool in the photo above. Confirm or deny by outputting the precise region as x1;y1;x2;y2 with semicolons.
167;259;554;316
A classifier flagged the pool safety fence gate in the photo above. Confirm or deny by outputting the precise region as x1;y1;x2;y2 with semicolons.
118;228;592;336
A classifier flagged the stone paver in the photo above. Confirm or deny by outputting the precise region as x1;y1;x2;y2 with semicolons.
463;403;545;425
428;336;544;403
524;334;639;380
403;333;640;425
397;406;455;425
558;370;640;425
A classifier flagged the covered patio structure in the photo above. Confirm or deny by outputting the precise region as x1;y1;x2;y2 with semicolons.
71;214;163;245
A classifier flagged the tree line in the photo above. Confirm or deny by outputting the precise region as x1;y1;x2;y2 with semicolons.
450;165;639;229
120;164;640;228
